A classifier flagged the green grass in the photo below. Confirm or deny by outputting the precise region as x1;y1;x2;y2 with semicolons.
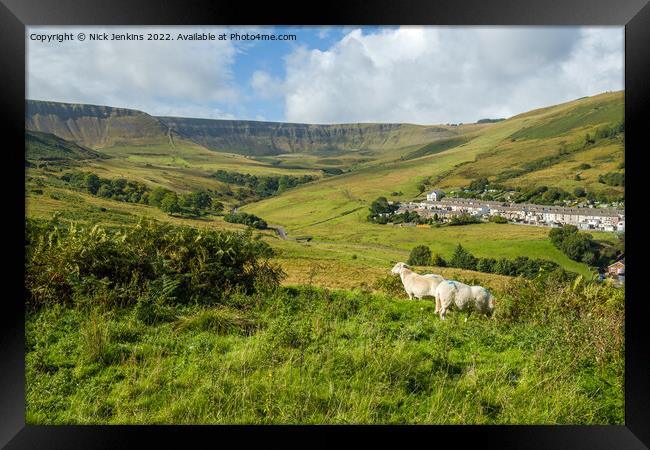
403;135;471;160
26;130;107;161
26;281;624;425
509;94;623;141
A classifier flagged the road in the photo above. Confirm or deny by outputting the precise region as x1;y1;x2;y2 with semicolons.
268;225;311;242
269;224;288;240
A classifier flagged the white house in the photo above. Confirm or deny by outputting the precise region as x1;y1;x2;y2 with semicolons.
426;190;445;202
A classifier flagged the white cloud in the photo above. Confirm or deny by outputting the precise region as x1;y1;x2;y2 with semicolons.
250;70;284;99
27;26;624;124
27;26;240;119
282;26;624;124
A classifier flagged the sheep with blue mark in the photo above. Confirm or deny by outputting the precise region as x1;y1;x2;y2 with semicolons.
434;279;495;321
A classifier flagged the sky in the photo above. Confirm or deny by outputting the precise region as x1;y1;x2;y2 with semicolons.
26;26;623;125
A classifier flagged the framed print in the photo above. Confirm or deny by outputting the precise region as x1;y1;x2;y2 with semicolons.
1;0;649;447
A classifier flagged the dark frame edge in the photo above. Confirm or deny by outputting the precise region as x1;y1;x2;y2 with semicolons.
1;0;649;448
624;1;650;448
0;0;26;449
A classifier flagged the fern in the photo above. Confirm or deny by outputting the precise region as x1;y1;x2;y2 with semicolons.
148;275;181;305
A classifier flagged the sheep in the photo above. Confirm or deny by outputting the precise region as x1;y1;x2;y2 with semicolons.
391;262;445;308
434;280;495;321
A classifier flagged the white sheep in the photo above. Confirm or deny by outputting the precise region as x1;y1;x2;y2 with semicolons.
391;262;445;308
434;280;495;321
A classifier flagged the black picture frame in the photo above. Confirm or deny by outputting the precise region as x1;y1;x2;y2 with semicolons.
2;0;648;447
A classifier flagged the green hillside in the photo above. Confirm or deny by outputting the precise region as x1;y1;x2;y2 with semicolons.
438;92;624;195
26;100;175;149
26;130;107;161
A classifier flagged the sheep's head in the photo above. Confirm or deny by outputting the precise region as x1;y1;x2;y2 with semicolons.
391;262;409;275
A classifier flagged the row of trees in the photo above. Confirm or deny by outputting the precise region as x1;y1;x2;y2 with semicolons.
462;178;623;205
406;244;576;280
223;212;268;230
60;171;223;217
213;170;317;199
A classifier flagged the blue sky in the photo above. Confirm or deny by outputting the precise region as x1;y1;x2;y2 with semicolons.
27;26;623;124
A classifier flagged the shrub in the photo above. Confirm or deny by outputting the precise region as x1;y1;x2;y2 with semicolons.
373;275;407;297
574;187;586;197
598;172;624;187
224;212;268;230
431;253;447;267
407;245;432;266
25;217;285;308
489;215;508;224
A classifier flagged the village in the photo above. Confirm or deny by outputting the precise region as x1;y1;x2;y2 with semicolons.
393;190;625;232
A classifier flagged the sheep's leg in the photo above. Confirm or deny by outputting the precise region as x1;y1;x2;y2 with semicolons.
464;310;472;323
407;291;413;300
434;296;441;314
439;306;447;320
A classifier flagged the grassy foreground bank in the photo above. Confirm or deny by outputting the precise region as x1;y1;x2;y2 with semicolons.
27;280;623;424
25;218;623;424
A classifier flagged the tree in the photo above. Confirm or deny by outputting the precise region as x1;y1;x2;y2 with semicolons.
111;178;128;193
561;233;593;261
160;192;180;215
574;187;586;197
212;201;224;214
277;176;288;194
84;173;101;195
149;187;170;207
97;184;112;198
449;244;478;270
407;245;432;266
182;191;212;214
596;126;611;139
468;177;489;192
549;225;578;247
369;197;396;216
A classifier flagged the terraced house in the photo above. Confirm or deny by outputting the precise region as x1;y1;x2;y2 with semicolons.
400;195;624;231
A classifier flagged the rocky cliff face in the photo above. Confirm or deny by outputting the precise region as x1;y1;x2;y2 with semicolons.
26;100;454;155
157;117;453;156
26;100;172;149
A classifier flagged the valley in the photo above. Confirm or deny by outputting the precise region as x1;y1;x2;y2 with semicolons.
26;91;624;284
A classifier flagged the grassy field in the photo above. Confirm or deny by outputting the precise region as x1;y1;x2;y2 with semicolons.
26;281;624;424
26;176;535;286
